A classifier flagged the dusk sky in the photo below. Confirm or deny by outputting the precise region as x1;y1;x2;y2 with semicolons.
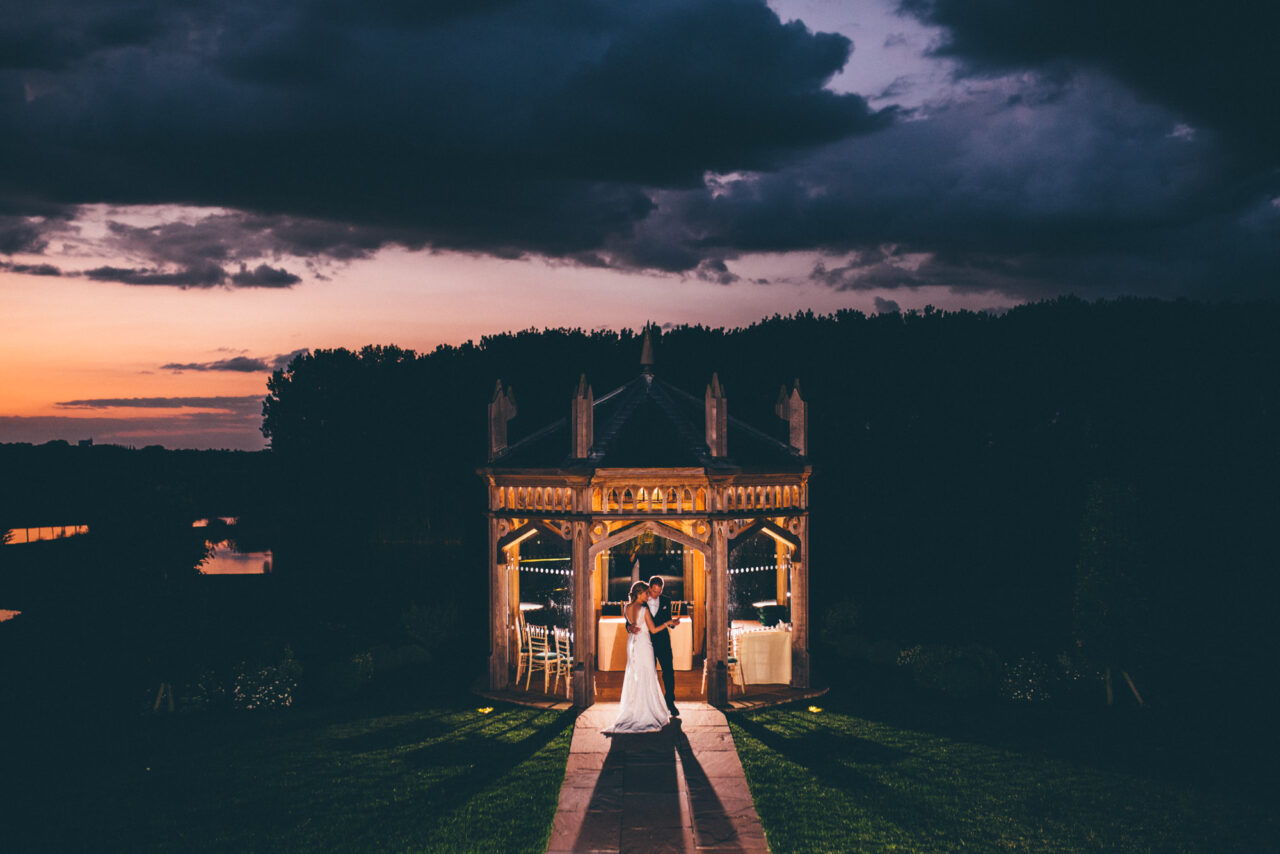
2;0;1277;450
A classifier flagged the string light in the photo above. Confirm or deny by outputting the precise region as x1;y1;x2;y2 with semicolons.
728;564;787;575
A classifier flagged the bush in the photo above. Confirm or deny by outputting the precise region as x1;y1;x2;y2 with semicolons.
232;646;302;710
402;600;461;659
898;643;1000;698
311;653;372;699
819;596;861;657
1000;653;1053;703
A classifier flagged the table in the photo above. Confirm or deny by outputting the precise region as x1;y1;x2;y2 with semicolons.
737;629;792;684
598;617;693;671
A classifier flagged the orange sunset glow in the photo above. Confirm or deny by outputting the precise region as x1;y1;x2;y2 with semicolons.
2;229;1011;449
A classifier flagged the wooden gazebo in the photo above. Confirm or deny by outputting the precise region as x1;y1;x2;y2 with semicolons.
478;331;812;708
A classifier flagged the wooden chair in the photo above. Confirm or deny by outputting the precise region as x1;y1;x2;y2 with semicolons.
728;629;746;694
526;625;557;693
552;627;574;698
514;615;530;685
701;628;746;697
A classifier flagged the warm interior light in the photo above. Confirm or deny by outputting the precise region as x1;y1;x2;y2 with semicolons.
478;706;494;714
808;705;823;713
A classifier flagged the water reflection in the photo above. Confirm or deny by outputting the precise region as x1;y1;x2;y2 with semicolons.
199;540;272;575
6;525;89;544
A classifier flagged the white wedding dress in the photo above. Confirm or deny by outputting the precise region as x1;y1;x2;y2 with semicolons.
603;605;671;734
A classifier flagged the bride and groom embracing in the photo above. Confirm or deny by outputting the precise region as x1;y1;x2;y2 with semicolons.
603;576;682;734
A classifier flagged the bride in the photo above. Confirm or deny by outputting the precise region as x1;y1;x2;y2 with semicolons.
604;580;680;734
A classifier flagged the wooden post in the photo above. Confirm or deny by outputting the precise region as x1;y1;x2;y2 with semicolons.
789;515;810;689
571;520;595;707
1121;670;1144;705
775;537;789;606
488;518;509;691
153;682;174;713
685;547;705;656
706;520;729;707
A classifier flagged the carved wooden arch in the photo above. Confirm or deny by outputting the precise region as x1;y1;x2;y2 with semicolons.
497;519;572;553
588;519;711;560
728;517;803;561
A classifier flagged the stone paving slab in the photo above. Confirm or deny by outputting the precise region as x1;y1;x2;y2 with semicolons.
547;702;768;854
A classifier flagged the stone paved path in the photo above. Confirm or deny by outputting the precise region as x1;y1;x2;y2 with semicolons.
546;702;769;853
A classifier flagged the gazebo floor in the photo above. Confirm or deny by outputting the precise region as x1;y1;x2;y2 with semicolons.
484;667;829;712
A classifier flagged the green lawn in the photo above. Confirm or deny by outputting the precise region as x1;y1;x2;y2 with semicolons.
10;697;574;853
729;697;1278;853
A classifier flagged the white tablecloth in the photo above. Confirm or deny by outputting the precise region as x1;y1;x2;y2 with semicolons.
737;629;792;684
598;617;693;671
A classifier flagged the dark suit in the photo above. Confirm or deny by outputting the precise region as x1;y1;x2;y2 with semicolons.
647;595;677;710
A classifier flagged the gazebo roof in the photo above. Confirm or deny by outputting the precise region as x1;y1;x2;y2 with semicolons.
490;373;806;473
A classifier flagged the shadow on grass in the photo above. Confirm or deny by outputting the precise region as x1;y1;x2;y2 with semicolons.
7;695;576;854
730;709;966;847
730;699;1280;853
817;665;1277;796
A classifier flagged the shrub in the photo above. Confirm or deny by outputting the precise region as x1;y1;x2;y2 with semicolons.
232;646;302;710
1000;653;1052;703
818;596;861;657
899;643;1000;698
402;600;461;659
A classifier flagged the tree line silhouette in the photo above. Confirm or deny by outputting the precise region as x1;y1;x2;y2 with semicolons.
260;296;1280;712
4;296;1279;720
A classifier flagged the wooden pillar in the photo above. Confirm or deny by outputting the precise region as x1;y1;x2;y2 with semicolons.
706;520;729;707
571;520;595;707
775;537;789;606
507;543;521;632
488;518;509;690
682;546;695;602
686;547;705;656
789;515;810;689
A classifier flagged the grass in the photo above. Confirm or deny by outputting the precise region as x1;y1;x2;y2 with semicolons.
728;690;1279;853
8;692;574;853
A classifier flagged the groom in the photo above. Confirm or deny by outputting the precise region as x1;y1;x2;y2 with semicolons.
629;575;680;717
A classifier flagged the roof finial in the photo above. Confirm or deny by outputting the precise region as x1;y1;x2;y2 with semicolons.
640;323;656;374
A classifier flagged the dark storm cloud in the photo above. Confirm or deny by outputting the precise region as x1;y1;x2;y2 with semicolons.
0;260;62;276
652;76;1280;298
98;215;382;269
162;357;270;373
3;0;1277;301
271;349;310;370
0;216;51;254
901;0;1280;159
84;264;228;287
230;264;301;287
161;348;308;372
84;260;299;288
0;2;171;71
0;0;886;264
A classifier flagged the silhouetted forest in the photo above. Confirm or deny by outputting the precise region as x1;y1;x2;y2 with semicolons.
4;296;1279;727
261;296;1280;714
